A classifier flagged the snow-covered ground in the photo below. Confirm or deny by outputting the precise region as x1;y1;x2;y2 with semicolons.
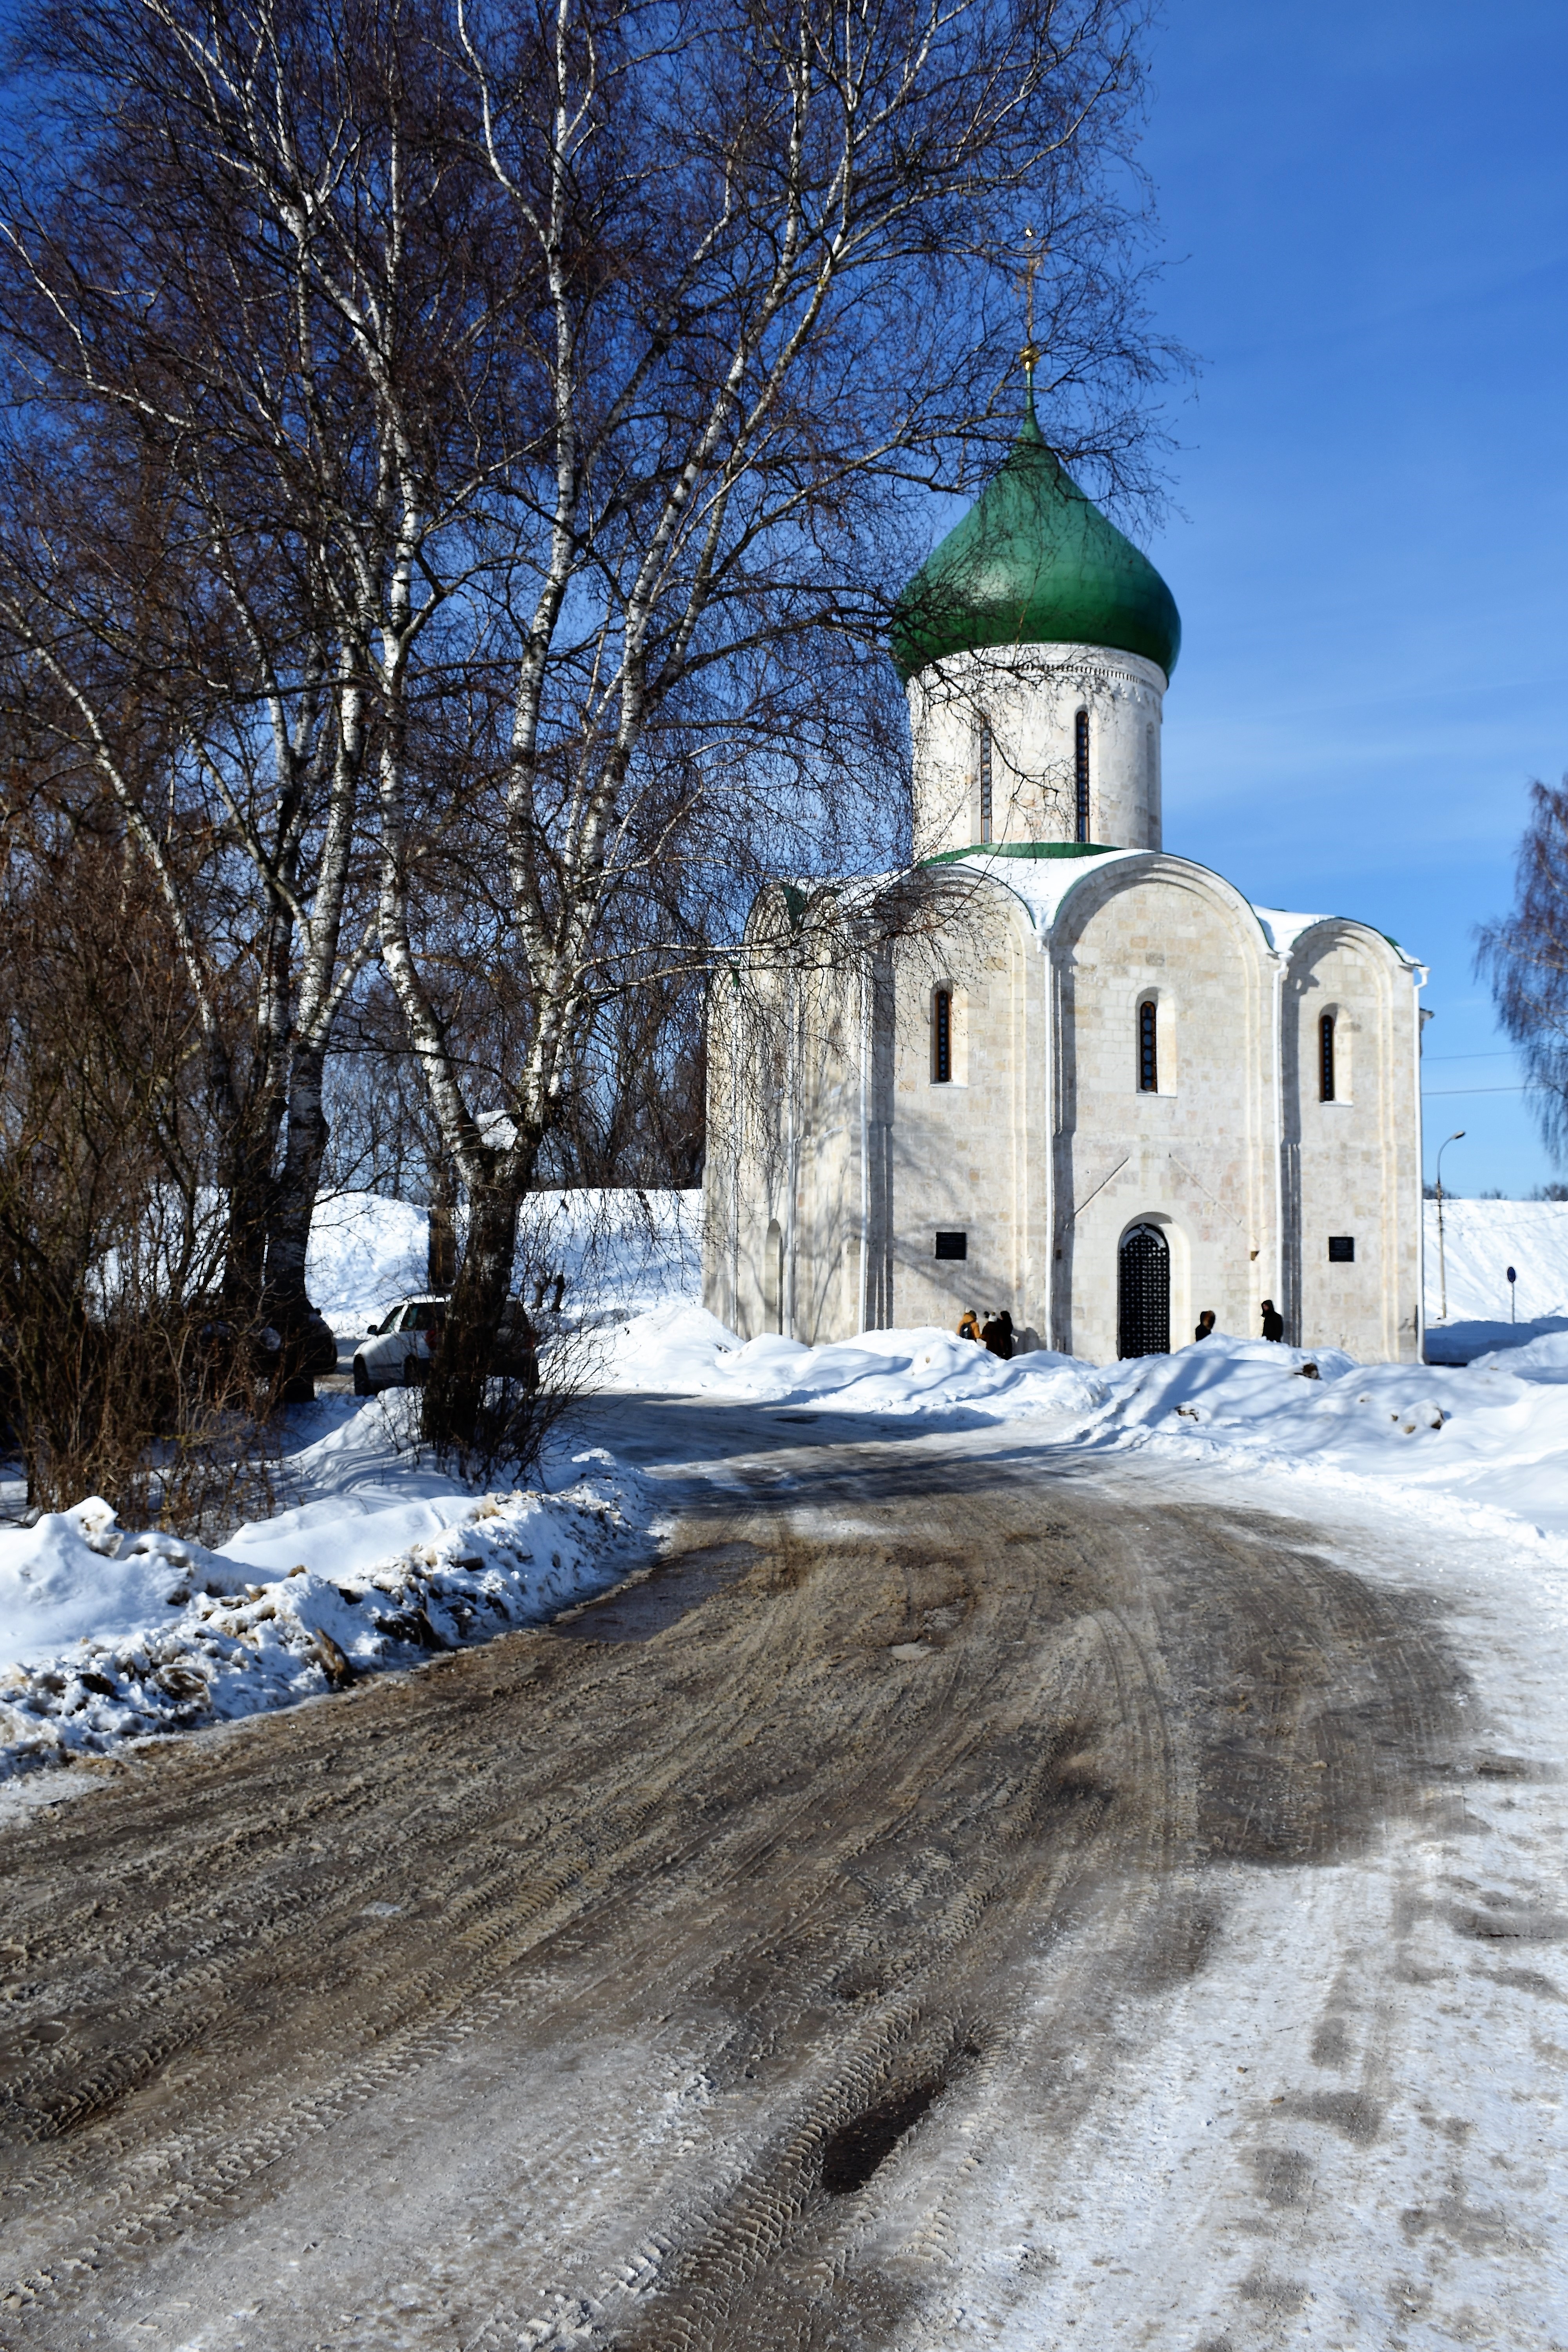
928;1449;1568;2352
1423;1195;1568;1360
601;1297;1568;1550
307;1186;701;1341
599;1303;1106;1421
0;1186;699;1780
10;1187;1568;1782
0;1397;651;1779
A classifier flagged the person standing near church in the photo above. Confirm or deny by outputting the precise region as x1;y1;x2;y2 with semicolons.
1259;1299;1284;1343
1194;1310;1216;1342
980;1310;1014;1360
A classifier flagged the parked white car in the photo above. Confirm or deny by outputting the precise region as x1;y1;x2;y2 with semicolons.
352;1296;447;1393
350;1295;541;1396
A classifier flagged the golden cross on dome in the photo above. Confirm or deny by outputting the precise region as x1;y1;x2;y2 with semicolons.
1016;226;1046;390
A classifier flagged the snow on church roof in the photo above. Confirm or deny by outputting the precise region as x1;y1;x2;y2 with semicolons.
930;852;1416;966
929;842;1139;931
1252;904;1419;965
1249;905;1329;956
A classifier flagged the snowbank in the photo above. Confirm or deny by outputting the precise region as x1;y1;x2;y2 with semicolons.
307;1193;430;1332
0;1189;695;1779
596;1303;1105;1422
0;1396;649;1780
1074;1328;1568;1540
306;1187;701;1337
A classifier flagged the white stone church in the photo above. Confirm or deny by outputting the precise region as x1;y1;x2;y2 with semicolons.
703;401;1425;1362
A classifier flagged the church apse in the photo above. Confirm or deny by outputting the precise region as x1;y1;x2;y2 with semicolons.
1283;922;1424;1360
1048;861;1277;1363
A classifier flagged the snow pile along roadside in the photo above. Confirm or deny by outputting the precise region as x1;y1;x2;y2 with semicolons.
1076;1327;1568;1541
0;1409;648;1780
603;1305;1568;1547
596;1303;1106;1422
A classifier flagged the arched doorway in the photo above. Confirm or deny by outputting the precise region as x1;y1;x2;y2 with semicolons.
763;1219;785;1334
1118;1223;1170;1358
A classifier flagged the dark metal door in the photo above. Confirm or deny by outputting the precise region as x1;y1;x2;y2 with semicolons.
1117;1223;1170;1358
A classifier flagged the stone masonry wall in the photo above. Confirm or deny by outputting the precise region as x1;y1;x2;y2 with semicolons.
882;888;1042;1338
1287;923;1423;1361
704;864;1424;1370
908;642;1166;860
1049;862;1277;1362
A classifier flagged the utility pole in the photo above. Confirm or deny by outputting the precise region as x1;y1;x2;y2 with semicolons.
1435;1130;1465;1322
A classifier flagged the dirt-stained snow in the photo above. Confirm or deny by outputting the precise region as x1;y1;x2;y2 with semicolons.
0;1394;648;1778
13;1191;1568;1781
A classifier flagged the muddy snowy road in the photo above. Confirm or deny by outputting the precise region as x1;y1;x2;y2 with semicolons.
2;1406;1564;2350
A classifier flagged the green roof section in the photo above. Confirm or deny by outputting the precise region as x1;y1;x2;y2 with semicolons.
921;840;1121;865
892;403;1181;684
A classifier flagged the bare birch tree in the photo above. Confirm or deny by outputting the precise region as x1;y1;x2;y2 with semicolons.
0;16;391;1376
398;0;1176;1439
4;0;1177;1444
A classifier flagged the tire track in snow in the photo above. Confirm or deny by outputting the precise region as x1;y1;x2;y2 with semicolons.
0;1418;1467;2349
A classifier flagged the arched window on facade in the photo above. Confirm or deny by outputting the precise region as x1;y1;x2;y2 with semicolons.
1138;997;1158;1093
1319;1012;1336;1102
933;987;953;1084
1074;708;1091;842
978;722;993;844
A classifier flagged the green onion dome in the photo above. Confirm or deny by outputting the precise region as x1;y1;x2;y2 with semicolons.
892;403;1181;683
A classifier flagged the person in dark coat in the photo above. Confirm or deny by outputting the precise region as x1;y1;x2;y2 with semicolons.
980;1310;1014;1360
1194;1310;1216;1342
1259;1299;1285;1343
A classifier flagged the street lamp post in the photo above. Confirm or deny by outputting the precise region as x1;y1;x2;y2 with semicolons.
1436;1130;1465;1323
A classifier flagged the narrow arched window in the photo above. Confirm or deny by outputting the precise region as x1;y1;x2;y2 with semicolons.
978;722;993;844
1074;709;1091;842
1319;1012;1336;1102
933;988;952;1083
1138;998;1158;1092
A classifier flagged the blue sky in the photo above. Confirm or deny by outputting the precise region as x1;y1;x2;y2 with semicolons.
1136;0;1568;1195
